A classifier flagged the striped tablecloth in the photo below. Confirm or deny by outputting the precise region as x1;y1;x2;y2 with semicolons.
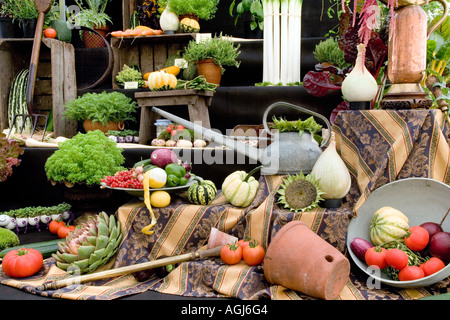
1;109;449;300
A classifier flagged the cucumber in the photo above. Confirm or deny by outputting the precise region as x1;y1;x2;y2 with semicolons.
0;238;63;259
133;159;152;168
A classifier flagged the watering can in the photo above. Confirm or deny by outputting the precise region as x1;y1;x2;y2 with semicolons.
151;102;331;175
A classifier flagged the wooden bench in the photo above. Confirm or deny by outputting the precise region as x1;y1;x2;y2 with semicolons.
134;89;214;144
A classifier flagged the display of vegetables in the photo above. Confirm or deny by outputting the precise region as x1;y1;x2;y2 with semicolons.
116;64;146;88
350;207;450;282
0;203;72;232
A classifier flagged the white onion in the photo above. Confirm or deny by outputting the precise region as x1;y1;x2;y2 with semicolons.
341;43;378;102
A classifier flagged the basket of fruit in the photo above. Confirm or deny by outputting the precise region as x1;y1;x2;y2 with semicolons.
347;178;450;288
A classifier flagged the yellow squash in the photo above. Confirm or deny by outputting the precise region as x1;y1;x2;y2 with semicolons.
147;70;178;91
222;166;262;207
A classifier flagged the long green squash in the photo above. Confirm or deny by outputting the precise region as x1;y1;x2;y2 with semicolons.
8;69;32;132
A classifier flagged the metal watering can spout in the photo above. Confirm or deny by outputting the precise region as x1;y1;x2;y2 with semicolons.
151;107;263;162
151;102;331;175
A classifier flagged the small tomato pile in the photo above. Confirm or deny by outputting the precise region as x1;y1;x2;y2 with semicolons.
220;239;265;266
351;224;448;281
49;219;75;239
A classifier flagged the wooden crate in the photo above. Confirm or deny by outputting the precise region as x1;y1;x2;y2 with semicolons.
0;38;77;138
111;34;195;89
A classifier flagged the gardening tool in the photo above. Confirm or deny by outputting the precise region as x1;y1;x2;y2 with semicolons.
9;0;52;141
152;101;331;175
37;228;236;291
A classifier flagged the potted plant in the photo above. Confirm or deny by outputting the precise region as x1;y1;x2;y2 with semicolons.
0;0;38;37
70;0;112;47
229;0;264;33
158;0;219;21
63;91;137;133
182;34;241;85
44;130;125;208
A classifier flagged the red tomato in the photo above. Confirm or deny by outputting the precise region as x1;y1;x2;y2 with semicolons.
2;248;43;278
237;238;251;250
44;28;57;38
167;124;176;133
386;248;409;270
220;243;242;265
420;257;446;276
398;265;425;281
49;219;64;234
242;241;265;266
176;124;184;131
405;226;429;252
57;224;76;239
365;247;388;269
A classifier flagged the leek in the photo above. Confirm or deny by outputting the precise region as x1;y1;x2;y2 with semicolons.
280;0;289;84
272;0;280;83
263;0;273;82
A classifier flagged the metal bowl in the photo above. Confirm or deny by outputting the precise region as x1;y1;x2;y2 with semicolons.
347;178;450;288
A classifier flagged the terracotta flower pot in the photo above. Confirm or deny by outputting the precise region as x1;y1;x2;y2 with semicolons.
83;119;124;133
197;59;222;86
83;24;109;48
263;221;350;300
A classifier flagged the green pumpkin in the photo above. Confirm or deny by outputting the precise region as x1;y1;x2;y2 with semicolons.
188;178;217;205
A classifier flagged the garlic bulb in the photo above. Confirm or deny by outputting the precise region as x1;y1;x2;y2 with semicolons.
310;132;351;199
341;43;378;102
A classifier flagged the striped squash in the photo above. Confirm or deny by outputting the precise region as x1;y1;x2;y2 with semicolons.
188;178;217;205
369;206;410;246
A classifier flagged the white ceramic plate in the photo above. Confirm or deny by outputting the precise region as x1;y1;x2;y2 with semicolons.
101;175;200;198
347;177;450;288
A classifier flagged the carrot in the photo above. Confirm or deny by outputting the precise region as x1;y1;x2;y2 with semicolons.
122;29;133;37
129;28;144;37
152;29;163;35
110;30;123;38
141;29;154;36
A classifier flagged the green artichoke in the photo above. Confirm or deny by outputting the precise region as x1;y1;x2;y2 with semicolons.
52;212;122;274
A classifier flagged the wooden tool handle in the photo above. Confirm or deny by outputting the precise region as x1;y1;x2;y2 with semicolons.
37;246;222;291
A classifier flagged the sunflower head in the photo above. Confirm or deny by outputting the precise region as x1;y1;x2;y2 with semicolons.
276;172;324;212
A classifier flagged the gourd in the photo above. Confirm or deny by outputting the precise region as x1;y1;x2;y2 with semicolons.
144;66;181;80
180;18;200;33
50;19;72;42
163;51;182;68
182;62;198;80
147;71;178;91
222;166;262;207
369;206;410;246
310;132;351;200
188;178;217;205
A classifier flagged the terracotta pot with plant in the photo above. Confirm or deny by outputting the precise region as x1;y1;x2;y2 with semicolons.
70;0;112;47
182;34;241;85
63;91;137;133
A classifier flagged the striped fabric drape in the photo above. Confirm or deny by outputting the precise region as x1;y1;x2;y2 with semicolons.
1;109;449;300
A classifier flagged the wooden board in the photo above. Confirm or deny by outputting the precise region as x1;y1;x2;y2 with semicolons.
110;34;196;89
0;39;77;137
